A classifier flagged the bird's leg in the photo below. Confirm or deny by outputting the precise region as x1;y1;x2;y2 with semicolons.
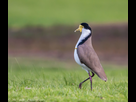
79;72;95;89
79;77;90;89
91;72;95;77
88;72;93;91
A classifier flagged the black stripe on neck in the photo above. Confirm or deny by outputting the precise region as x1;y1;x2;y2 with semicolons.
77;33;91;46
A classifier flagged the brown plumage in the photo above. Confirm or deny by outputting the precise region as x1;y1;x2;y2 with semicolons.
77;37;107;81
74;23;107;90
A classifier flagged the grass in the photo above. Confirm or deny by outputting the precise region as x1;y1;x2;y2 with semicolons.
8;57;128;102
8;0;128;27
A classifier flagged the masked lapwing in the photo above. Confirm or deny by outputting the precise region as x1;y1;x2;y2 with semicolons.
74;23;107;90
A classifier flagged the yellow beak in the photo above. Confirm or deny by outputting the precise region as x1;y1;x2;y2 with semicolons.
74;25;84;32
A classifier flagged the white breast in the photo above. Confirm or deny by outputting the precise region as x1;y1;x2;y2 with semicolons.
74;28;92;72
74;49;81;65
74;48;91;72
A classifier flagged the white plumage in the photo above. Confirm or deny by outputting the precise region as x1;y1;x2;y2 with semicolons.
74;28;92;73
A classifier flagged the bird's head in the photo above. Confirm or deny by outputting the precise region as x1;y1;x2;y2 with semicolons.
74;23;91;33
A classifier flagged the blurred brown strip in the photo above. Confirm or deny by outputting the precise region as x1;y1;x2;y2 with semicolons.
8;23;128;65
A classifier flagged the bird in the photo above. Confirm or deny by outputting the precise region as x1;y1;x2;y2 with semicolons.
74;23;107;90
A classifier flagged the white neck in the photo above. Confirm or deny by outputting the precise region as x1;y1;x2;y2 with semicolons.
75;28;91;48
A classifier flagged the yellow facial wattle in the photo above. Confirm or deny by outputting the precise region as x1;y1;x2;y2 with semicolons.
74;25;84;32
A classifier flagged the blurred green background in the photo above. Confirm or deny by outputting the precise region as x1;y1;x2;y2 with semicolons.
8;0;128;65
8;0;128;101
8;0;128;27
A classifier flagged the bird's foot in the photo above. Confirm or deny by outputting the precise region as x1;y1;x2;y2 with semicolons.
91;85;92;91
79;83;82;89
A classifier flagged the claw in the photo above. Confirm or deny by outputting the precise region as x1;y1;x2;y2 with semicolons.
79;83;82;89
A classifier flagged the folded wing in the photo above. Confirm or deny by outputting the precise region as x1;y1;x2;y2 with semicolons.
77;44;107;81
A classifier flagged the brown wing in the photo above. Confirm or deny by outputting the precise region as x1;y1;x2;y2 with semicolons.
77;44;107;81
